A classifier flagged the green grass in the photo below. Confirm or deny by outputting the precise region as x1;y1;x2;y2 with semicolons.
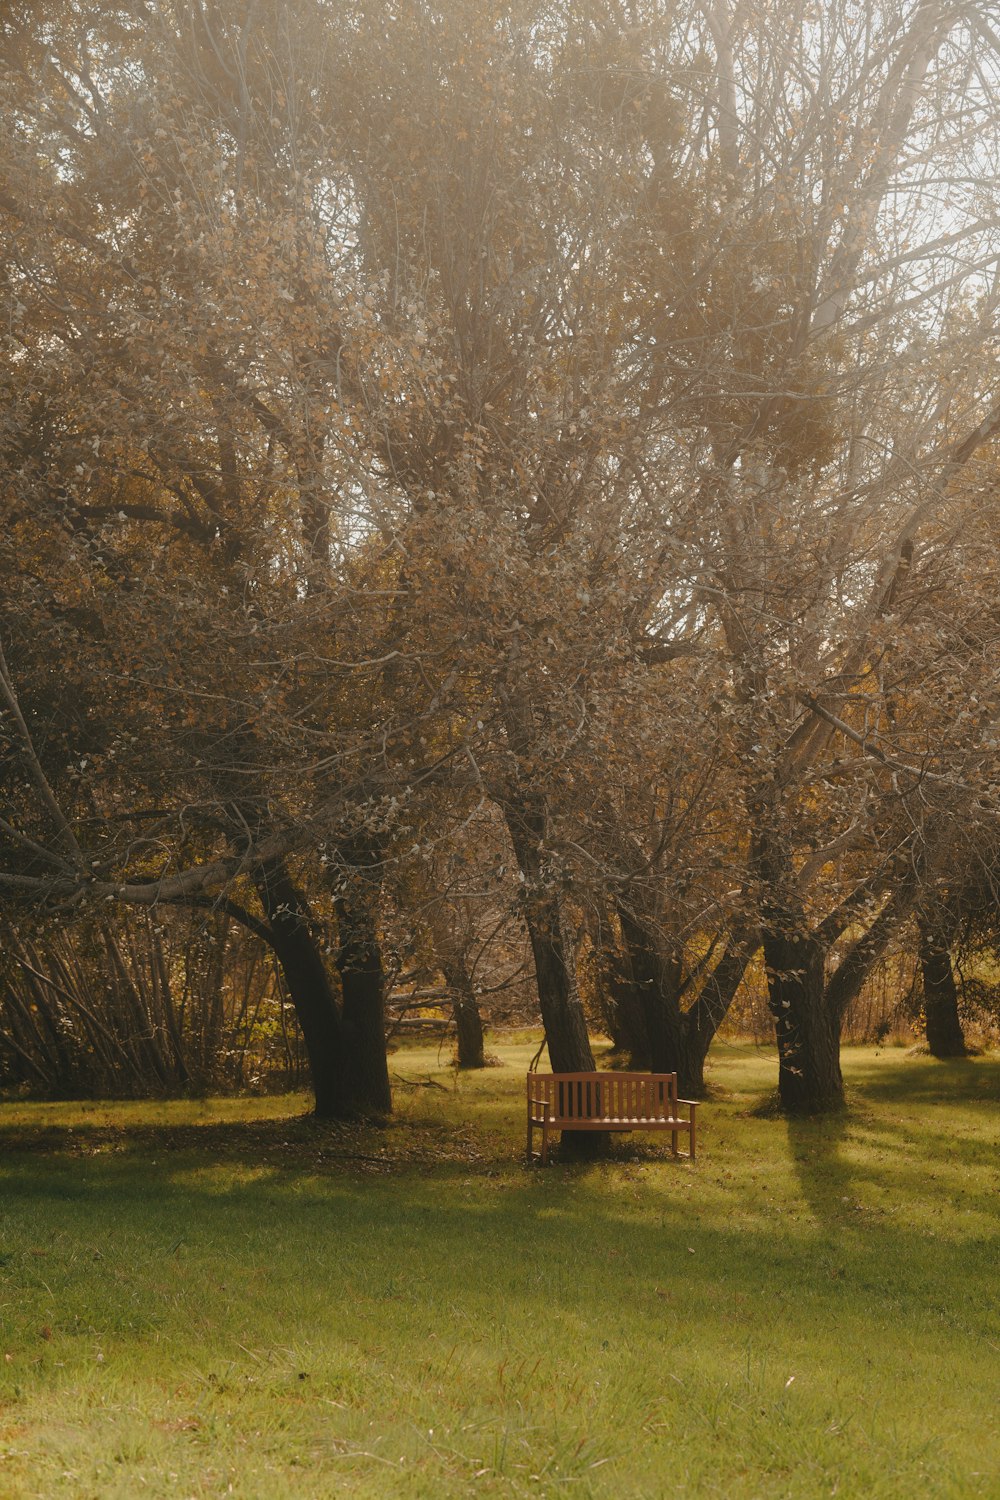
2;1039;999;1499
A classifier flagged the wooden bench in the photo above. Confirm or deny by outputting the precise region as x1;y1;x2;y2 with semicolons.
526;1071;698;1165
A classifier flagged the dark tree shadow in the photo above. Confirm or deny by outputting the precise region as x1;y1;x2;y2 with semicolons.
786;1111;855;1227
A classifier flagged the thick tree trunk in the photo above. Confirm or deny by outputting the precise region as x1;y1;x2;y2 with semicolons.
674;1033;707;1101
763;929;844;1113
333;885;392;1117
588;904;650;1060
759;886;910;1113
453;990;486;1069
505;805;595;1072
504;800;605;1158
524;895;607;1158
617;906;685;1073
606;962;652;1065
520;890;596;1073
438;956;486;1068
917;923;967;1058
748;773;845;1112
254;860;350;1118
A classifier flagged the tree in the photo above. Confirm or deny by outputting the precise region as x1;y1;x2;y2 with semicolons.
0;0;449;1116
635;0;1000;1110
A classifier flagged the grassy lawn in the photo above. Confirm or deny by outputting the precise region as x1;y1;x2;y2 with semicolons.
1;1039;998;1499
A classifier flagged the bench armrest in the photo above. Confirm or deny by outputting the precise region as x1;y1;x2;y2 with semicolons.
677;1099;698;1160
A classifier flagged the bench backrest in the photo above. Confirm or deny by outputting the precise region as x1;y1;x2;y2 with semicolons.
528;1071;678;1121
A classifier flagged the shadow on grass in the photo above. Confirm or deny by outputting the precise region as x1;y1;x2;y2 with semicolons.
0;1105;699;1179
0;1112;505;1179
846;1051;1000;1105
785;1112;855;1227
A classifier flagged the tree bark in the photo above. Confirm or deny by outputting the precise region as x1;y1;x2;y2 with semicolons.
333;883;392;1117
426;906;487;1068
917;922;967;1058
604;946;652;1065
748;770;846;1112
438;956;486;1068
504;802;596;1072
253;859;350;1119
453;989;486;1069
617;906;685;1074
504;798;605;1158
825;885;914;1029
521;891;597;1066
763;928;844;1113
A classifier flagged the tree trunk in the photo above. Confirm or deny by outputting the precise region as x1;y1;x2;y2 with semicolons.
605;957;652;1065
453;990;486;1069
583;910;644;1058
825;885;915;1031
504;799;605;1158
522;890;597;1071
427;915;487;1068
437;956;486;1068
617;905;684;1071
333;885;392;1117
748;776;845;1113
253;860;350;1119
917;923;967;1058
505;804;595;1071
763;928;844;1112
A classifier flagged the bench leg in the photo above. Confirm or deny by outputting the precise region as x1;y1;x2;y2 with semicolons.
671;1126;678;1158
689;1104;697;1161
527;1113;534;1163
541;1119;549;1166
